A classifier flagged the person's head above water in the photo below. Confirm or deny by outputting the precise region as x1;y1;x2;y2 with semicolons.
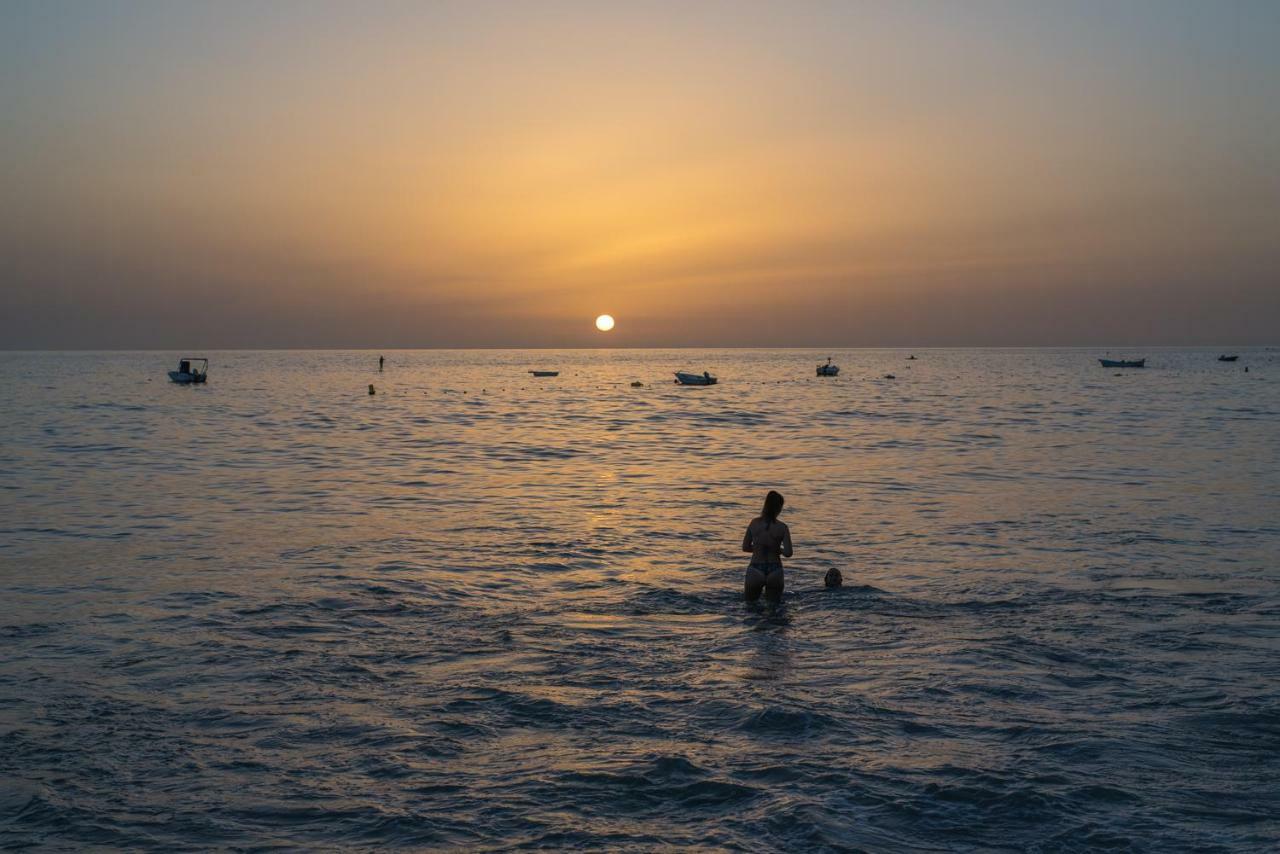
761;490;785;523
824;567;843;588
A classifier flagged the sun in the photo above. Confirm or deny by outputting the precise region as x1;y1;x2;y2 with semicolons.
595;314;615;332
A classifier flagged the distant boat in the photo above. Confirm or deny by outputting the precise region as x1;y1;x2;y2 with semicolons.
907;354;917;360
168;357;208;384
816;357;839;377
1218;355;1239;362
1099;358;1145;368
674;370;717;386
529;370;560;377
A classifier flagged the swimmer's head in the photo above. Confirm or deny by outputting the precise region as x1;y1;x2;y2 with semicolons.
824;567;843;588
762;490;785;522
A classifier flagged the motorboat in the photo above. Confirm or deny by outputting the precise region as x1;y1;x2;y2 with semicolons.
168;357;208;384
1218;355;1239;362
674;371;717;386
1098;358;1145;368
816;357;839;377
529;370;560;377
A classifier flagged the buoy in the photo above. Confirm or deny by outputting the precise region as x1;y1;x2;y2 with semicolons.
368;384;375;395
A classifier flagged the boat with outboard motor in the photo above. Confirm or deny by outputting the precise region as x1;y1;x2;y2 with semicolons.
674;371;717;386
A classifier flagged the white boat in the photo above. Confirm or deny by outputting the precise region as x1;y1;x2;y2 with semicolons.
816;357;839;377
674;370;717;386
168;357;208;384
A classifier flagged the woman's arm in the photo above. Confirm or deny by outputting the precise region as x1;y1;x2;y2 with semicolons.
742;526;754;553
781;524;794;558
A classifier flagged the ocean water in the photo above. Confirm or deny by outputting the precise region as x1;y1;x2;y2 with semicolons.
1;348;1277;851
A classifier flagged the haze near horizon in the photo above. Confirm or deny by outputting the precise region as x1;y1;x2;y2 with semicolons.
3;1;1278;349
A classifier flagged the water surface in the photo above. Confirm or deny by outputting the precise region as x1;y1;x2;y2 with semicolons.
1;348;1277;850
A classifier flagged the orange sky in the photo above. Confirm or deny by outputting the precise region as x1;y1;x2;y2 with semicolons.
3;2;1278;347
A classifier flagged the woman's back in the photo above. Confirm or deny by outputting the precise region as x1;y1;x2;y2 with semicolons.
747;516;788;563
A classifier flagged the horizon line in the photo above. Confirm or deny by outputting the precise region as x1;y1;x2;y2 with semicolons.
3;344;1273;353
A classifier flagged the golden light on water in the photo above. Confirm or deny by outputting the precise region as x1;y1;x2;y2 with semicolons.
595;314;615;332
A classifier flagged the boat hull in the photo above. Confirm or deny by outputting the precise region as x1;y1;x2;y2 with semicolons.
1218;356;1239;362
1098;359;1145;368
168;371;207;383
529;371;560;377
816;366;839;376
674;371;717;386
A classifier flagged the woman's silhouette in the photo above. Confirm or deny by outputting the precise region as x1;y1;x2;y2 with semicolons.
742;490;793;604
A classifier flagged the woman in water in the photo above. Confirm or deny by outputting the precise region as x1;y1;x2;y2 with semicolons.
742;490;793;604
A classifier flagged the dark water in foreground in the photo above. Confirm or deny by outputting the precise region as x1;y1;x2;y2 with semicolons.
1;348;1278;851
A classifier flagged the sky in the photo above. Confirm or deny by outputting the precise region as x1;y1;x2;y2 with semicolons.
2;0;1278;348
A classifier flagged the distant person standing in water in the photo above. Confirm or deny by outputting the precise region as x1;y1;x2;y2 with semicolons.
379;355;385;371
742;490;793;604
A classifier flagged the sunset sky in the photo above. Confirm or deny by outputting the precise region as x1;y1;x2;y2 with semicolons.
3;1;1278;348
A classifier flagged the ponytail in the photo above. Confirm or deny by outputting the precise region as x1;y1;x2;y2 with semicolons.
761;490;785;524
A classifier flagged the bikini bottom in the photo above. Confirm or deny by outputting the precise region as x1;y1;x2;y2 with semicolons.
747;561;783;577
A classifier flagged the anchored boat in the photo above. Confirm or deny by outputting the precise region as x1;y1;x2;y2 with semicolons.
1218;355;1239;362
168;357;208;384
816;357;840;377
674;371;717;386
529;370;560;377
1098;358;1145;368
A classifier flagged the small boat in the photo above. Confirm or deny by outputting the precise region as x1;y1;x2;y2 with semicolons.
168;357;208;384
1098;358;1145;368
674;371;717;386
907;354;917;360
529;370;560;377
816;357;839;377
1218;355;1239;362
630;380;643;387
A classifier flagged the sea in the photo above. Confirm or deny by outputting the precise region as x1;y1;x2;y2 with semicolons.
1;348;1277;851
